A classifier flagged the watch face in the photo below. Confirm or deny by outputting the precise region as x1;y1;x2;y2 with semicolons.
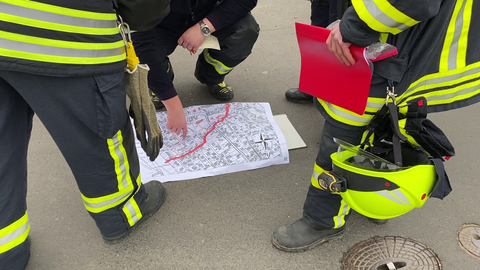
201;26;211;36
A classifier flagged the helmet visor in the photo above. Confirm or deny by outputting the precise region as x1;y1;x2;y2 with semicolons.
334;138;403;171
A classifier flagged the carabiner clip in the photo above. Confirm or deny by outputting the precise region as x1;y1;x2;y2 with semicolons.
117;15;132;48
385;85;397;105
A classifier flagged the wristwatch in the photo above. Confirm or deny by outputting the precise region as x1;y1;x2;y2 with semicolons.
199;20;211;37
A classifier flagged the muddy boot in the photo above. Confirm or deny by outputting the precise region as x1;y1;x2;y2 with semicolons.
272;216;345;253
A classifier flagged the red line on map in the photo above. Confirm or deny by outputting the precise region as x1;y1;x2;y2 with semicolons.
165;103;231;163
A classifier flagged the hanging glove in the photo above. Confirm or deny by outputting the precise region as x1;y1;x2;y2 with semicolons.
124;42;163;161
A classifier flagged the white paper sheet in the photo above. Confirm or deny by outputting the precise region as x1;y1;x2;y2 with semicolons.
136;102;289;183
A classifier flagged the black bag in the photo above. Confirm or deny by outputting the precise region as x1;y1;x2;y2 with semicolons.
112;0;170;31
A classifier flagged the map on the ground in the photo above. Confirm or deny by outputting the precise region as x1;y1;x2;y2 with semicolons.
136;102;289;183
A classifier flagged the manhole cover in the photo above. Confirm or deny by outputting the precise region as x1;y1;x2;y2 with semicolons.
341;236;441;270
458;223;480;259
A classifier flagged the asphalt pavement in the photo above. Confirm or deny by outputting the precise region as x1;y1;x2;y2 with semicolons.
25;0;480;269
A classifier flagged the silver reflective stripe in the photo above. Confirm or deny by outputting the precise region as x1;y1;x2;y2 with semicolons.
365;101;384;110
391;190;411;206
0;2;116;29
334;201;349;228
0;37;125;58
323;101;372;124
399;65;480;101
446;0;468;70
375;190;406;205
111;133;130;189
125;201;140;225
0;221;29;247
361;0;410;31
312;170;320;182
83;190;133;210
204;49;232;74
425;83;480;103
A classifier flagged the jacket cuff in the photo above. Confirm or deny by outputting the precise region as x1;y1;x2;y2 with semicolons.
155;86;178;101
206;13;223;31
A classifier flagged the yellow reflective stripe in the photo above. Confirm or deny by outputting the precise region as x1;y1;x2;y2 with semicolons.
204;49;232;75
0;0;116;20
380;33;389;43
352;0;419;34
399;62;480;105
0;212;29;254
82;130;136;214
123;175;143;227
457;0;473;69
440;0;473;71
108;131;134;191
317;98;381;126
0;31;124;50
0;12;118;35
333;200;350;229
404;78;480;106
311;163;326;189
82;185;133;213
0;48;126;64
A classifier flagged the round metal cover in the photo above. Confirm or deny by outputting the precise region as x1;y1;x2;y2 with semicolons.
458;223;480;259
341;236;441;270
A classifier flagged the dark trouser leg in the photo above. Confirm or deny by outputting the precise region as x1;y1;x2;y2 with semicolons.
2;70;146;239
0;73;33;270
311;0;339;27
303;100;366;228
195;13;260;84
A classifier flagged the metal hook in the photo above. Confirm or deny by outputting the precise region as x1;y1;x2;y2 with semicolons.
385;85;397;105
116;15;132;48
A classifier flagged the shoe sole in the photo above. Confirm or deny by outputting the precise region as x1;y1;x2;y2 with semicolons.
271;229;344;253
103;183;167;244
285;96;314;104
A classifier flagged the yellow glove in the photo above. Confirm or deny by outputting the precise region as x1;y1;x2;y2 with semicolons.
125;42;163;161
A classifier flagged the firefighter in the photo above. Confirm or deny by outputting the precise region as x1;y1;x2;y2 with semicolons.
0;1;167;269
272;0;480;252
131;0;260;138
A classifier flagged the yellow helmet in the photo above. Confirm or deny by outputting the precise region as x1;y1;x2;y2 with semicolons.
318;96;454;219
329;143;437;219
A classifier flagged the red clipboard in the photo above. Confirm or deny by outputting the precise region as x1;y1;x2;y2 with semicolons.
296;23;372;115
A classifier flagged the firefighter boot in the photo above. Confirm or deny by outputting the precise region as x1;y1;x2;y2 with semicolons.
103;181;167;244
368;217;388;225
272;216;345;252
285;88;314;103
194;56;234;101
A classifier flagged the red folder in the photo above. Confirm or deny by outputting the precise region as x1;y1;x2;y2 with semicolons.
296;23;372;115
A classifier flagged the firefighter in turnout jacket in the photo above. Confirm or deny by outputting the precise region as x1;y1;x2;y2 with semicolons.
272;0;480;252
0;1;167;269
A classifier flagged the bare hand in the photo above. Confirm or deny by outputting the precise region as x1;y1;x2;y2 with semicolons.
326;23;356;66
163;96;188;139
177;24;206;52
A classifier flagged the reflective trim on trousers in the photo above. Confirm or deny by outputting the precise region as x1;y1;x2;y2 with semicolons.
82;130;136;214
0;212;29;254
122;175;143;227
204;49;233;75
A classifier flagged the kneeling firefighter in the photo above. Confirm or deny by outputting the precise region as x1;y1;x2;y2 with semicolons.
272;0;480;253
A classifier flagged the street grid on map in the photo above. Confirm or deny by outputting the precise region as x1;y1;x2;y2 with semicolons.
135;102;289;183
